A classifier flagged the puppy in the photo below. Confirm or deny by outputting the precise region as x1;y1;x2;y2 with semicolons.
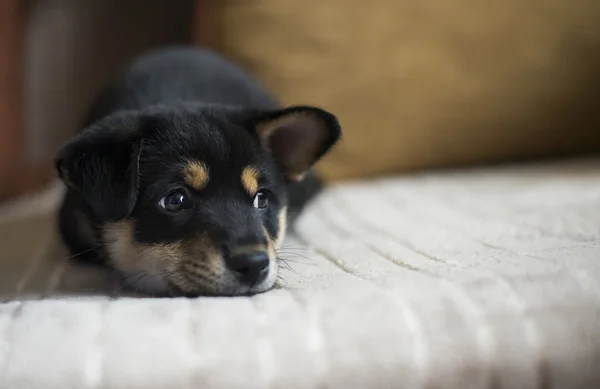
55;47;341;297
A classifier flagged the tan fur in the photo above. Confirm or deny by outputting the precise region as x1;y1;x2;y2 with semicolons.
261;206;287;265
103;220;229;295
241;166;260;195
183;161;210;191
103;221;181;294
269;208;287;290
275;206;288;247
250;207;288;293
103;217;281;295
262;225;277;267
263;207;288;248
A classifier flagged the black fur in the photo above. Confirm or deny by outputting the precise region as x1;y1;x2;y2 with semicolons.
55;47;341;296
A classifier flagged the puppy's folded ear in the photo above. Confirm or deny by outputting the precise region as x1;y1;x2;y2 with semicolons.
55;120;142;221
248;106;341;181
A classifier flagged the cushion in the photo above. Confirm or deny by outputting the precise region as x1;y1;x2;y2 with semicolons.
0;157;599;388
204;0;600;181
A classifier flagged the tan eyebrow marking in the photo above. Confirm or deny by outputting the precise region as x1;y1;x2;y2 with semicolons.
241;166;260;195
183;161;209;190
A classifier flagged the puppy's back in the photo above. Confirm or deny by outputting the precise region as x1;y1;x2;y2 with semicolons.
82;47;279;127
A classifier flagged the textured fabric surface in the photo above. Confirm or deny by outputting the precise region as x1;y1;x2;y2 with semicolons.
0;158;599;388
210;0;600;181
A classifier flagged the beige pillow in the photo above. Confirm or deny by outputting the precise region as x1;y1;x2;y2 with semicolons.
208;0;600;181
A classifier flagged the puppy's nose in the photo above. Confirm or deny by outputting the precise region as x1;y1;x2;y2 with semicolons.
227;251;270;286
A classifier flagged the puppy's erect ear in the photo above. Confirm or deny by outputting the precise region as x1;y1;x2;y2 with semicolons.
249;106;341;181
55;119;142;221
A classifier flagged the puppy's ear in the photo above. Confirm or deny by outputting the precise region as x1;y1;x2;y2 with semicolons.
249;106;341;181
55;121;142;221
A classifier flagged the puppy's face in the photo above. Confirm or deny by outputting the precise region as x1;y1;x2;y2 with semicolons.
56;104;341;296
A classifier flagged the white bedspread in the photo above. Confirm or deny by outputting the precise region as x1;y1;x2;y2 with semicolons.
0;158;599;389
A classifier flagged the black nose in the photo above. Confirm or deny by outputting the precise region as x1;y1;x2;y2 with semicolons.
227;251;270;286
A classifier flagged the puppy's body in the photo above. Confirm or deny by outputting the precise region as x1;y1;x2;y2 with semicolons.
57;47;340;297
81;48;278;126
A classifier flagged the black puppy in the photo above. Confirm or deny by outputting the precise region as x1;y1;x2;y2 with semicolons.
55;47;341;297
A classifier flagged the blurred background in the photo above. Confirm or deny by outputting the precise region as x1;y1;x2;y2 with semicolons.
1;0;600;205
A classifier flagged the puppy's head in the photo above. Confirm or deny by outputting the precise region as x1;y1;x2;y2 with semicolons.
55;104;341;296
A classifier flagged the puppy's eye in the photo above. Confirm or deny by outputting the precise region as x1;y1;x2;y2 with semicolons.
253;190;269;209
159;190;192;212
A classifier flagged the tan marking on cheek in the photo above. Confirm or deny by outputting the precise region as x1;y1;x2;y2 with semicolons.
262;226;277;264
103;221;184;294
275;206;288;248
241;166;260;196
104;221;182;269
257;224;279;293
263;226;274;246
185;234;225;274
183;161;209;190
175;234;229;292
262;206;287;251
103;221;142;273
104;223;236;296
262;226;275;253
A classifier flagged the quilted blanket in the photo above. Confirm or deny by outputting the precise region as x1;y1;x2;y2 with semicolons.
0;157;598;389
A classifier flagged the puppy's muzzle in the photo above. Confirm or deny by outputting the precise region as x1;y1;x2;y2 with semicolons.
226;250;270;286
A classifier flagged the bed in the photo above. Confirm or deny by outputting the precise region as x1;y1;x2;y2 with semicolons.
0;157;598;389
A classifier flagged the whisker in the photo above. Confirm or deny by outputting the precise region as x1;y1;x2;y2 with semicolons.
67;245;101;260
131;268;178;297
276;253;317;267
276;252;315;262
281;259;316;267
276;275;288;286
277;246;316;252
111;282;131;296
275;249;314;255
278;260;298;273
112;270;148;295
130;274;149;297
57;243;103;265
280;245;314;250
276;248;315;255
